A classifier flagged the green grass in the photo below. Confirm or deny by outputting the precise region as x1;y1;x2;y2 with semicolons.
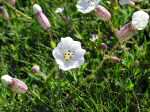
0;0;150;112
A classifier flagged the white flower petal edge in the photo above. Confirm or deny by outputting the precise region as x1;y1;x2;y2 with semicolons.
52;37;86;71
76;0;100;14
132;10;149;30
119;0;132;5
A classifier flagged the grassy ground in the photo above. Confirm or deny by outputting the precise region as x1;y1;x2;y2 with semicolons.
0;0;150;112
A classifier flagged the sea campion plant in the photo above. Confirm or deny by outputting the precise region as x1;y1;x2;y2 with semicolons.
76;0;111;21
0;0;150;111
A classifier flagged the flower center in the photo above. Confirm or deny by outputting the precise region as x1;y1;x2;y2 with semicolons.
64;50;73;61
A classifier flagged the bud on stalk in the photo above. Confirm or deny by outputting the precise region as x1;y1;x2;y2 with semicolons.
33;4;51;30
32;65;40;73
11;78;28;93
115;10;149;41
1;75;28;94
101;43;108;50
95;5;111;21
115;23;136;41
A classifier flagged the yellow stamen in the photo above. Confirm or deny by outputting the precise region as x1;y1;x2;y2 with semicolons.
64;51;73;61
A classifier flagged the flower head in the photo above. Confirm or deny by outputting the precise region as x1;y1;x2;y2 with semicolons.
1;75;28;94
53;37;86;71
76;0;100;14
131;10;149;30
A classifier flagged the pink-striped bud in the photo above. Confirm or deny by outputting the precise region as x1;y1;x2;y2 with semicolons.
33;4;51;30
11;78;28;94
1;75;28;94
95;5;111;21
115;23;136;41
8;0;16;6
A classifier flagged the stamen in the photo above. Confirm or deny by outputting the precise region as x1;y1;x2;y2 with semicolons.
64;50;73;61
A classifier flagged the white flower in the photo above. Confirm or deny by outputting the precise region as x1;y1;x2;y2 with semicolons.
53;37;86;71
1;75;13;87
76;0;100;14
132;10;149;30
55;8;64;14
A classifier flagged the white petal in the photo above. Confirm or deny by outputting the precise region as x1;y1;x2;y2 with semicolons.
58;37;74;50
59;58;85;71
76;0;100;14
59;37;82;51
73;49;86;61
119;0;131;5
1;75;13;87
132;10;149;30
52;47;65;66
33;4;42;14
70;41;82;51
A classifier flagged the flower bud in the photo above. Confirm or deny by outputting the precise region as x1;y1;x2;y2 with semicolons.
1;75;28;94
11;78;28;94
101;43;108;50
33;4;51;30
0;5;10;20
95;5;111;21
32;65;40;73
115;23;136;41
1;75;13;87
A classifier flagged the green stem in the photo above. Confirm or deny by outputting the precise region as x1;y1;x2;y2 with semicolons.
3;1;32;20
